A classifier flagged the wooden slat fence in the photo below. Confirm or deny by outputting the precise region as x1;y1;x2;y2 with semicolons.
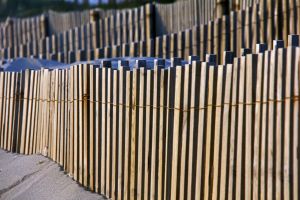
0;36;299;199
0;0;298;67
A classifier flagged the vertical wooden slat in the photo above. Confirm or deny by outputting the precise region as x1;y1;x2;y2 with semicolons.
267;49;276;199
211;64;224;200
117;67;123;200
136;67;145;200
0;73;6;151
78;64;83;185
95;66;100;193
156;67;167;200
73;65;79;181
50;70;57;161
20;70;30;154
178;64;189;200
252;52;264;200
292;46;300;200
123;69;131;200
245;54;257;200
219;63;233;199
0;72;5;149
149;65;157;200
13;72;22;153
111;69;117;199
60;70;65;165
194;62;207;200
40;70;47;156
100;67;106;194
64;69;69;170
56;69;61;161
4;72;11;150
28;71;38;154
68;67;73;176
167;66;182;200
7;72;16;151
33;71;41;154
186;61;199;200
105;67;111;196
163;65;170;200
89;65;95;191
260;50;271;200
43;69;50;156
236;56;246;199
203;63;217;200
129;68;136;200
275;47;285;199
283;46;292;199
83;64;89;187
143;68;151;200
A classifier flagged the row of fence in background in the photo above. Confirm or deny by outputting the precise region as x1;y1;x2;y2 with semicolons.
0;15;47;50
47;4;157;37
45;0;265;37
154;0;215;35
0;0;266;51
0;4;152;50
155;0;300;62
0;1;299;65
47;10;91;37
47;7;131;36
0;4;153;59
0;36;299;199
45;0;298;36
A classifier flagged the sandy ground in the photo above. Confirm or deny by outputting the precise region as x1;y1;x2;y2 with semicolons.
0;149;107;200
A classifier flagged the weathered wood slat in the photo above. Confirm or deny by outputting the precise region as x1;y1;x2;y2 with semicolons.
89;65;95;191
136;67;145;200
123;69;130;200
211;63;224;200
4;72;11;151
275;47;284;199
194;62;207;200
283;45;292;199
100;67;106;194
252;52;263;199
111;69;117;200
78;65;83;185
219;62;233;199
129;68;137;200
94;66;100;193
105;67;111;196
117;67;123;200
292;46;300;199
267;48;276;199
72;66;78;180
0;72;5;149
20;70;30;154
7;72;15;151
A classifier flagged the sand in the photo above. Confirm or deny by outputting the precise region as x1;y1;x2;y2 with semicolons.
0;149;107;200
